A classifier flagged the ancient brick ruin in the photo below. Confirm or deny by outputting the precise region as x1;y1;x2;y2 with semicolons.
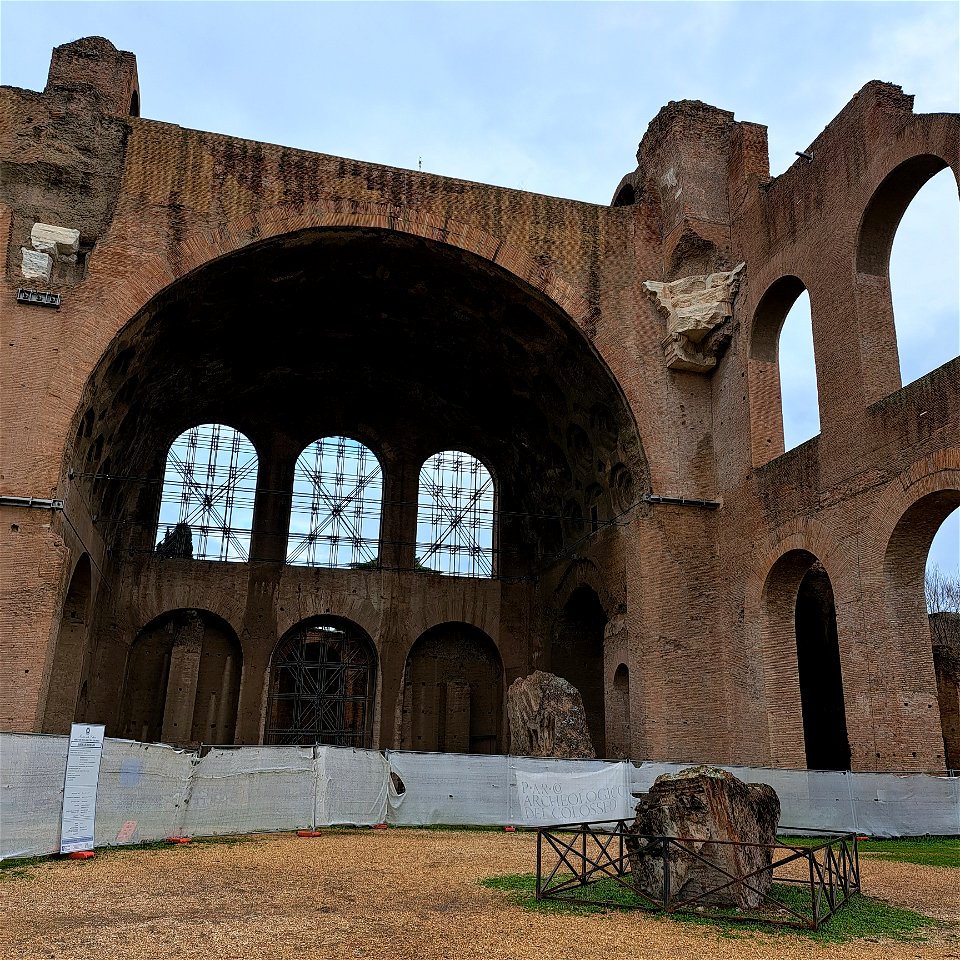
1;37;957;770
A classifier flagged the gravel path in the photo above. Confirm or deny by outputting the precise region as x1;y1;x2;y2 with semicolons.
1;830;957;960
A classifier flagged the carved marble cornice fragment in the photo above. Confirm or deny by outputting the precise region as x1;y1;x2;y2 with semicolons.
644;262;745;372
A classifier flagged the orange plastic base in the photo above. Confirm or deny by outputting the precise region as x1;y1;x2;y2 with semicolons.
166;837;192;844
65;850;95;859
503;826;517;832
372;823;389;830
297;830;323;837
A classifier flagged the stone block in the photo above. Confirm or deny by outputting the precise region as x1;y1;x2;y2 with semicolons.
626;765;780;908
31;222;81;260
507;670;595;759
21;248;53;281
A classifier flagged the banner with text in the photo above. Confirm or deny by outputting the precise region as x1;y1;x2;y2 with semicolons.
513;761;632;826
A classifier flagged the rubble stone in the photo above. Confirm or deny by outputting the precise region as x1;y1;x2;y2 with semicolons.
627;765;780;908
507;670;596;759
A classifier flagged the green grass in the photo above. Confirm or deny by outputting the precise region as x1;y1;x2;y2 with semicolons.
480;872;945;943
858;837;960;869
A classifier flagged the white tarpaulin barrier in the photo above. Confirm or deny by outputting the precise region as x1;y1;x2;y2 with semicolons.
318;746;389;826
94;739;193;845
629;763;960;838
183;746;315;836
387;752;510;826
1;733;69;859
513;760;632;826
3;733;958;860
385;751;633;826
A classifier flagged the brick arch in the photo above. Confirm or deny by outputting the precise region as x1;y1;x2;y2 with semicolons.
856;153;959;277
552;557;622;617
97;201;597;337
129;574;247;642
863;450;960;572
275;585;382;645
865;452;960;653
747;273;817;467
744;520;853;767
852;136;960;402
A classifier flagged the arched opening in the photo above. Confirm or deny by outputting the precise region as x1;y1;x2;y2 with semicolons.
66;227;647;730
889;168;960;387
612;183;635;207
760;550;849;769
129;89;140;117
400;623;503;754
156;423;258;562
286;436;383;568
607;663;631;760
856;155;958;401
551;585;607;756
795;564;851;770
749;277;819;464
266;617;377;747
41;555;93;733
417;451;495;578
118;609;241;746
886;493;960;769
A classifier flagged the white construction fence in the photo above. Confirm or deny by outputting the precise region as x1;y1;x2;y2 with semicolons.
1;733;957;860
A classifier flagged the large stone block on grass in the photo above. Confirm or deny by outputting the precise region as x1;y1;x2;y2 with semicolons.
626;765;780;908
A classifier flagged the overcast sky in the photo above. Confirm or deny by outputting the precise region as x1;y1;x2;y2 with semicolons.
2;0;957;575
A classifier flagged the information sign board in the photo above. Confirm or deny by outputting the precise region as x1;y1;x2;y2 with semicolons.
59;723;106;854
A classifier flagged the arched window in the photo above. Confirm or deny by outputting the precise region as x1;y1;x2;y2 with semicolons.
417;451;494;577
890;168;960;387
156;424;258;562
749;277;820;464
286;436;383;568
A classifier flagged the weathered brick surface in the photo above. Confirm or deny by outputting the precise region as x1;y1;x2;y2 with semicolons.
1;40;957;769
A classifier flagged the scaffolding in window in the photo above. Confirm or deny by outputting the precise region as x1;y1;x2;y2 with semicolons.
265;622;375;747
156;423;258;562
417;451;495;578
286;436;383;569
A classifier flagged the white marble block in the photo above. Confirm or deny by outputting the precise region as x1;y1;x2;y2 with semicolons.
30;222;81;260
21;247;53;281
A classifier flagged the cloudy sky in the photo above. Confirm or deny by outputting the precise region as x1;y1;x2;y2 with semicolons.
2;0;957;575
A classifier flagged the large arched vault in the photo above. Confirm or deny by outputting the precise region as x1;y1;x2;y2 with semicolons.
71;227;648;575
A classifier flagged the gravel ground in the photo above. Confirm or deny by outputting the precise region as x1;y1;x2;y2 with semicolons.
1;830;957;960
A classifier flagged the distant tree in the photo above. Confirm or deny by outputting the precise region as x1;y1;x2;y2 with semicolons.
927;564;960;614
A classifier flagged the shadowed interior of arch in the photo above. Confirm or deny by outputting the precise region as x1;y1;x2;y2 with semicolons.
399;623;503;754
551;585;608;756
118;609;242;745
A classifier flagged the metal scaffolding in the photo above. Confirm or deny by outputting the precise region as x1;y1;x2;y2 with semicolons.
286;436;383;569
265;621;375;747
156;423;258;562
417;450;495;577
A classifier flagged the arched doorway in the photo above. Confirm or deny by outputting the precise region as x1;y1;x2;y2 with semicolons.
795;564;850;770
400;623;503;754
608;663;631;760
118;609;241;746
761;550;850;769
266;617;377;747
41;555;93;733
885;491;960;769
552;585;607;756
